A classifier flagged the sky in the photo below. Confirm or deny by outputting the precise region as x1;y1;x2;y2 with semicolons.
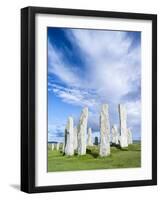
47;27;141;142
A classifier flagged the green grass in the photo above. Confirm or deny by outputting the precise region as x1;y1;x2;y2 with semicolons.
48;143;141;172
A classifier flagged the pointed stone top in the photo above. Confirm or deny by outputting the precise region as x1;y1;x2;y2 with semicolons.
68;116;73;121
118;104;127;114
118;104;126;109
83;107;88;113
101;104;108;112
66;117;74;129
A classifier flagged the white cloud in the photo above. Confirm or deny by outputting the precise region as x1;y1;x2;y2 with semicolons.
48;40;81;87
67;30;131;58
48;122;66;142
48;29;141;137
49;83;97;108
126;100;141;126
67;29;141;104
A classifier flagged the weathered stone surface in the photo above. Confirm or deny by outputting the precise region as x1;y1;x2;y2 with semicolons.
118;104;128;148
64;117;74;156
127;128;133;144
77;107;88;155
111;125;119;145
56;143;60;151
74;127;78;150
51;143;54;151
99;104;110;157
87;128;93;146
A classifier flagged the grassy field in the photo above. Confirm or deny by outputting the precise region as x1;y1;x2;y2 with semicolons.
48;143;141;172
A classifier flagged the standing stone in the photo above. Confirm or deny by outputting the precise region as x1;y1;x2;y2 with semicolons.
94;136;99;145
77;107;88;155
118;104;128;148
87;128;93;146
111;125;119;145
56;143;60;151
64;117;74;156
99;104;110;157
74;127;78;150
51;143;54;151
62;143;65;152
127;128;133;144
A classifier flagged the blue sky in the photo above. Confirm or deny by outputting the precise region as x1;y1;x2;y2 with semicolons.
47;27;141;142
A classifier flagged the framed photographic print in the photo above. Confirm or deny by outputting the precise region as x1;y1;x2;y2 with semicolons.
21;6;157;193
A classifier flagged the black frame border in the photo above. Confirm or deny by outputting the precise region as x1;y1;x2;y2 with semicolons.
21;6;157;193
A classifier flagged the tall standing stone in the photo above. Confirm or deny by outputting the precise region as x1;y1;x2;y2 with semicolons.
111;125;119;145
64;117;74;156
87;128;93;146
127;128;133;144
74;127;78;150
99;104;110;157
77;107;88;155
118;104;128;148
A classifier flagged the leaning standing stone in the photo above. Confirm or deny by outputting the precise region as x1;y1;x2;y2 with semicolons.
77;107;88;155
87;128;93;146
118;104;128;148
99;104;110;157
64;117;74;156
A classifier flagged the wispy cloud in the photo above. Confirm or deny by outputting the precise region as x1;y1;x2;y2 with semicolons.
48;28;141;139
48;122;66;142
66;29;141;104
126;100;141;126
48;40;81;87
48;83;97;108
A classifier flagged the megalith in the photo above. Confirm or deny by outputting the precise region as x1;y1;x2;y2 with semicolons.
74;127;78;150
62;143;65;152
118;104;128;148
99;104;110;157
87;128;93;146
51;143;54;151
56;143;60;151
77;107;88;155
64;117;74;156
127;128;133;144
94;136;99;145
111;125;119;145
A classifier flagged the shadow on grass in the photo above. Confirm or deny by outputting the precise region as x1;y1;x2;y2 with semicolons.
86;148;99;158
111;143;120;148
111;143;126;151
114;144;141;152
